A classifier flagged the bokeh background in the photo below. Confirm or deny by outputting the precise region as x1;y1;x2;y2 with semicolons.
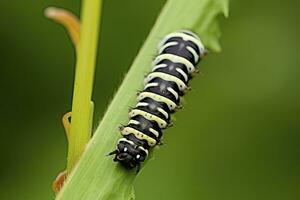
0;0;299;199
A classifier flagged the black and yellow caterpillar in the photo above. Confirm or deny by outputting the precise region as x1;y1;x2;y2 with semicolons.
108;30;206;171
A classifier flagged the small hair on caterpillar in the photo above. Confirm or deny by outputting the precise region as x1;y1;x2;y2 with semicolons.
108;30;206;172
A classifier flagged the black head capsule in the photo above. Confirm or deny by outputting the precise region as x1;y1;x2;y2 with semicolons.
108;138;148;172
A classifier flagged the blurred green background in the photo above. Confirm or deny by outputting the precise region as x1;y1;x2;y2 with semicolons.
0;0;299;199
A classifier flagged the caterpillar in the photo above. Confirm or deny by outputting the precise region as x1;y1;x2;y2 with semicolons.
108;30;206;172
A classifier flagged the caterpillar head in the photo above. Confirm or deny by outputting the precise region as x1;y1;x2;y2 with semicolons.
108;138;148;172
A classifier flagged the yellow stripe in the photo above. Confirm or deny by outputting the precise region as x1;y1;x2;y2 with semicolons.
157;107;169;119
149;128;160;138
128;120;140;125
176;68;188;82
121;127;157;147
152;63;167;71
137;91;177;111
158;32;205;57
138;146;149;155
186;46;199;63
129;109;167;128
153;54;195;74
145;72;187;92
167;87;179;100
158;41;178;54
118;138;135;146
144;82;159;89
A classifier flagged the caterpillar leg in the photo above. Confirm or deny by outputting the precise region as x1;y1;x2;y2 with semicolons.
176;104;183;111
118;124;125;132
168;122;174;127
107;150;119;156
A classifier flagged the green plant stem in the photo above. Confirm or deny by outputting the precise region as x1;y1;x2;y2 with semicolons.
67;0;102;172
57;0;228;199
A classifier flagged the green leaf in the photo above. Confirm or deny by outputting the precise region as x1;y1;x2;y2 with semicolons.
56;0;229;199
